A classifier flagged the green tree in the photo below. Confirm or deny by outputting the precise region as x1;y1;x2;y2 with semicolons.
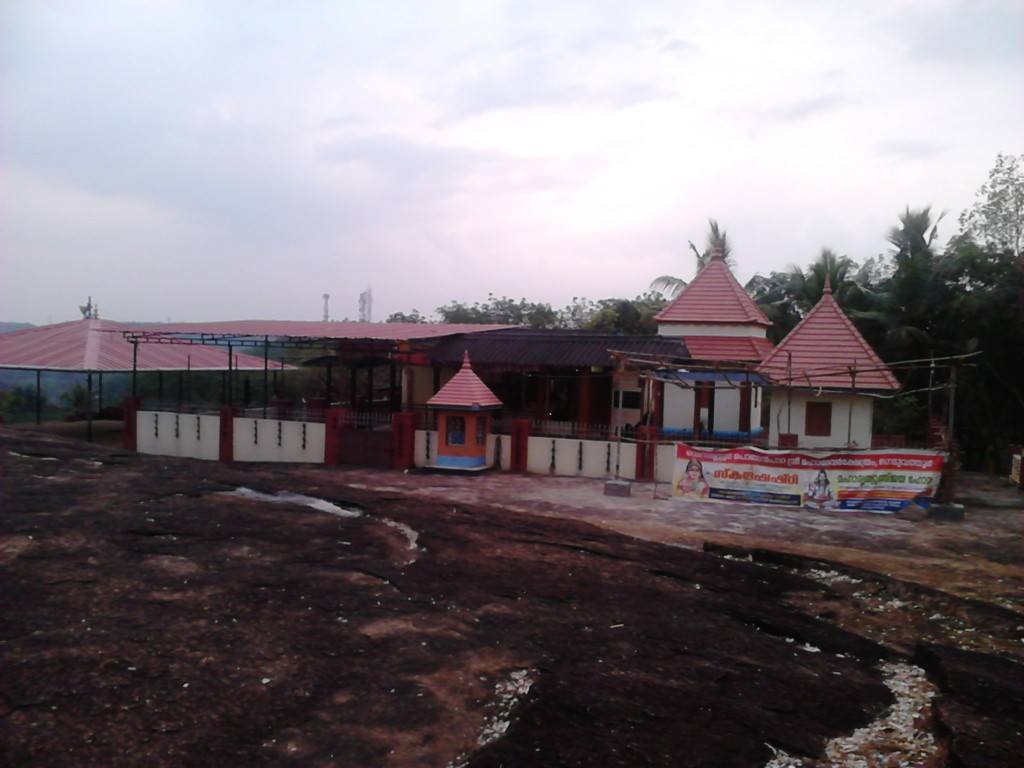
436;294;558;328
386;309;429;323
958;153;1024;257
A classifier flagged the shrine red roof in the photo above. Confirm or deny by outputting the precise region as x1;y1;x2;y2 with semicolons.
683;335;775;362
655;258;771;326
0;319;276;372
756;282;899;390
427;352;502;410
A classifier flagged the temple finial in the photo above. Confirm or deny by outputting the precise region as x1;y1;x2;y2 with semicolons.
823;274;833;295
710;245;725;262
462;350;471;367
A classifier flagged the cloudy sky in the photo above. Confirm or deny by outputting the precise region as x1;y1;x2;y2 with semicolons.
2;0;1022;325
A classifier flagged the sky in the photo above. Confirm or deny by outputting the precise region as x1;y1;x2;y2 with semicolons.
2;0;1022;325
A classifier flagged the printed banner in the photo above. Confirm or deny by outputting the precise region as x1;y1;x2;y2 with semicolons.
672;443;945;514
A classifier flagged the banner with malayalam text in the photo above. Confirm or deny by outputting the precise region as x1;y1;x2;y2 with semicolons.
672;443;945;514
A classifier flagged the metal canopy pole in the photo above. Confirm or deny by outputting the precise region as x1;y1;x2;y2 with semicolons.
227;343;233;407
132;341;139;396
86;371;94;442
98;371;104;413
786;352;793;435
35;370;42;424
262;335;269;418
847;367;856;446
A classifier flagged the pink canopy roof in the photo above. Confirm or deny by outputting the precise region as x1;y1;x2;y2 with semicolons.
0;319;277;372
139;319;510;340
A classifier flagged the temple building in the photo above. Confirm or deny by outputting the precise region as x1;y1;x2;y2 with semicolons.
757;277;900;448
653;249;775;440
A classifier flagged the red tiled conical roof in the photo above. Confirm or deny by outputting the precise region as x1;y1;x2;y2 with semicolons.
427;351;502;410
756;279;899;390
655;257;771;326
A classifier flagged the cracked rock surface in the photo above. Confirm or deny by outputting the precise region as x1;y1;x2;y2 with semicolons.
1;428;1021;767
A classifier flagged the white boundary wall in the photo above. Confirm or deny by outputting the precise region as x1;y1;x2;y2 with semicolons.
526;435;638;481
232;418;326;463
137;411;220;461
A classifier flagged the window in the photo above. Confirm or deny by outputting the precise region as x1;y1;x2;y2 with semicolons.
805;402;832;436
618;390;641;409
446;415;466;446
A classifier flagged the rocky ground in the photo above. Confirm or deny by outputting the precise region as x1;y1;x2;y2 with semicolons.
2;427;1022;767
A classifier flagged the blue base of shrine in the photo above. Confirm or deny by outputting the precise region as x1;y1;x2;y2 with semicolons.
435;454;486;468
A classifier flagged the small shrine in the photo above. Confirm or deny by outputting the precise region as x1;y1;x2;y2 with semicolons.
427;351;502;470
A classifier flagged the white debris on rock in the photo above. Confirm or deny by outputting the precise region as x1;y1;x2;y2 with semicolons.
763;662;937;768
477;669;534;747
380;518;419;551
218;487;361;518
806;568;864;585
447;669;535;768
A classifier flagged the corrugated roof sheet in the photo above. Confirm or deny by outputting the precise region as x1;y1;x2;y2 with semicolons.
683;335;775;362
427;330;689;368
0;319;276;372
655;258;771;326
756;286;899;390
141;319;509;341
427;352;502;409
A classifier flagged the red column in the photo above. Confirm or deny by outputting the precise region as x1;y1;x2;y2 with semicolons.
391;411;419;470
324;406;351;466
577;372;592;426
218;405;238;463
510;418;531;472
122;396;142;450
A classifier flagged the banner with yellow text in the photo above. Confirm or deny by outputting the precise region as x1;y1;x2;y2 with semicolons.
672;443;945;513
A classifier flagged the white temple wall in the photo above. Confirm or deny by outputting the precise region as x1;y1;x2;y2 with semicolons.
768;391;874;449
658;323;767;338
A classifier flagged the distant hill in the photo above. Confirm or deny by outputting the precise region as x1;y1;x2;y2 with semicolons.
0;322;34;334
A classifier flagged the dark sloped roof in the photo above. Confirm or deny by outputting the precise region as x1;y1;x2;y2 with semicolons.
427;329;689;368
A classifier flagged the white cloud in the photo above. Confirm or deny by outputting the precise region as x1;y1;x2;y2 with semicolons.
1;0;1021;323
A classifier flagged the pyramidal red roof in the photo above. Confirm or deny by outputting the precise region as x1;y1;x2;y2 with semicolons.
757;279;899;390
655;256;771;326
0;319;278;372
427;352;502;410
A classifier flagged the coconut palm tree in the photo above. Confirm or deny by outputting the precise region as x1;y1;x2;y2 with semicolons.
784;248;862;312
650;219;733;298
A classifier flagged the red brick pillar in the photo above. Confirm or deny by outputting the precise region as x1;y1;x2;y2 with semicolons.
577;373;592;434
218;405;239;463
391;411;419;469
324;406;351;466
635;425;657;481
510;418;531;473
122;396;142;450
